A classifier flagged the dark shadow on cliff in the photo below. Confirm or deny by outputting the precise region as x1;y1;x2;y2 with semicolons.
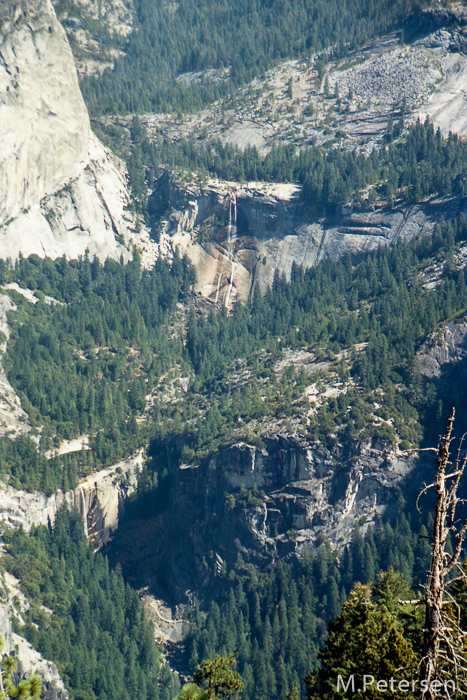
403;5;467;44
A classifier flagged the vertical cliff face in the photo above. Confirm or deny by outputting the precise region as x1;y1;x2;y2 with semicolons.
0;0;90;226
156;173;463;305
105;436;423;604
0;601;68;700
0;451;142;550
0;0;158;263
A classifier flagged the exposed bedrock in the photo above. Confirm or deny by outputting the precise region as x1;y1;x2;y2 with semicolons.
0;603;68;700
156;172;465;305
405;5;467;47
0;0;156;264
105;435;424;604
0;452;141;549
0;0;89;226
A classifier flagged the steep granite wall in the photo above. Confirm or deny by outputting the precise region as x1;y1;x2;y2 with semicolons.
0;0;90;226
0;451;142;549
157;173;464;305
0;593;68;700
106;436;424;603
0;0;158;263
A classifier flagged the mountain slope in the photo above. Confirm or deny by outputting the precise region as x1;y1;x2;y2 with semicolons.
0;0;89;225
0;0;157;264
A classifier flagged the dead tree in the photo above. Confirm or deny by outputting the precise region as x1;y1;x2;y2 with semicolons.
417;408;467;699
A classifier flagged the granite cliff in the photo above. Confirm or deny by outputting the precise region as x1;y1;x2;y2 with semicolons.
0;0;156;264
156;172;464;304
131;3;467;305
0;451;141;549
0;0;89;226
105;435;425;604
0;599;68;700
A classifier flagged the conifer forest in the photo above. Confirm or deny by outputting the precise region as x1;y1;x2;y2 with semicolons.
4;0;467;698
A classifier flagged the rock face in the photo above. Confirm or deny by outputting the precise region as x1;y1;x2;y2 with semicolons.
406;5;467;48
108;435;422;603
418;319;467;380
0;0;156;264
0;0;89;226
413;5;467;138
52;0;134;78
0;451;142;549
157;173;464;305
0;602;68;700
0;293;31;438
0;134;135;262
417;314;467;410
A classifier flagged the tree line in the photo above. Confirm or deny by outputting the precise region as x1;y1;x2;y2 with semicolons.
184;508;433;700
81;0;429;115
0;251;195;492
124;117;467;227
3;207;467;491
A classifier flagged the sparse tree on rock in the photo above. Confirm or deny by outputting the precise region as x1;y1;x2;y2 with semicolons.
0;636;41;700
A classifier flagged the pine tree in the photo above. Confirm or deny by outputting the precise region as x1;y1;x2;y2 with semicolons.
192;654;244;700
0;636;42;700
305;575;418;700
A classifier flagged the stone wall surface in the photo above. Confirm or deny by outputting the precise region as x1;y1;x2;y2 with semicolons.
0;451;142;548
0;602;68;700
106;435;425;604
0;0;158;264
0;0;90;226
157;174;465;305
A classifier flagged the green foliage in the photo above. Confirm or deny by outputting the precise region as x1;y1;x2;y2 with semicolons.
193;654;243;700
1;251;195;492
178;211;467;450
1;508;172;700
175;684;209;700
184;515;431;700
305;573;418;699
80;0;429;115
5;202;467;493
120;118;467;226
0;635;42;700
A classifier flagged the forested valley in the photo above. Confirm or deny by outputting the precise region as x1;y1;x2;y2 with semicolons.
3;208;467;698
3;0;467;699
77;0;430;115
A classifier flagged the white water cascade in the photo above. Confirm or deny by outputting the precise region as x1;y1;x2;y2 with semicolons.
225;191;237;308
214;190;238;307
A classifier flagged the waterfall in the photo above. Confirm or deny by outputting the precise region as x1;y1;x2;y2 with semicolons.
225;191;237;308
214;191;238;307
78;485;88;537
214;251;224;304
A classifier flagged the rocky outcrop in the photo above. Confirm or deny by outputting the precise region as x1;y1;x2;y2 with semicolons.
0;0;89;226
157;173;464;305
0;0;157;264
0;602;68;700
0;451;142;548
412;4;467;138
418;319;467;380
52;0;134;78
107;435;421;603
0;133;136;262
0;292;31;438
417;314;467;412
405;5;467;48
